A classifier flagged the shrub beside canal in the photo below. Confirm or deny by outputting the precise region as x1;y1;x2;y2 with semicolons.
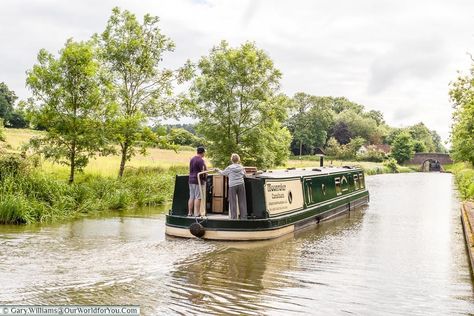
448;162;474;201
0;155;186;224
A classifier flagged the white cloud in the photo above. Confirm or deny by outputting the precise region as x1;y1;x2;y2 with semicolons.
1;0;473;144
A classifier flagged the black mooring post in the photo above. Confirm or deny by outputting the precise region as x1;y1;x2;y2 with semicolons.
320;155;324;167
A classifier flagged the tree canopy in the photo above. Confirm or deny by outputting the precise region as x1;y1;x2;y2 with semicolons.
26;39;114;183
391;132;414;164
450;63;474;165
189;41;291;168
287;93;335;155
385;123;445;154
0;82;17;124
98;7;191;177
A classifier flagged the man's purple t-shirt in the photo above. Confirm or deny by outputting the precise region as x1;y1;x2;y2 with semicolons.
189;155;206;184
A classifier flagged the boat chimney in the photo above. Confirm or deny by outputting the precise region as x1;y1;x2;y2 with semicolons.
314;148;326;168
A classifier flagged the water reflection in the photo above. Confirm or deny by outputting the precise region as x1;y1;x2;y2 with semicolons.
0;173;473;315
164;212;366;315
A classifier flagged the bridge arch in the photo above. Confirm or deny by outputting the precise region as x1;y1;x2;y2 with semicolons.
421;159;441;172
407;153;452;172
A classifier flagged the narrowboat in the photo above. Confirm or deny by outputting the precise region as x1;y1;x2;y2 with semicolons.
165;166;369;241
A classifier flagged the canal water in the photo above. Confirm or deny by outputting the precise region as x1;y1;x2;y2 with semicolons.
0;173;473;315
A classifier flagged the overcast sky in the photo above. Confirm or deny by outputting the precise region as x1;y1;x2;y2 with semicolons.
1;0;474;144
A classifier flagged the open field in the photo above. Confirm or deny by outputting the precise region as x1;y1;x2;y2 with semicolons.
3;128;411;177
287;157;384;170
4;128;194;177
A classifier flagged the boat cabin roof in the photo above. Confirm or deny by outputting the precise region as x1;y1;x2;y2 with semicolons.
249;166;363;179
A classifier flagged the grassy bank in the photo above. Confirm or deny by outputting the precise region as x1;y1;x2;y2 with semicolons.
0;129;194;224
445;162;474;201
0;128;191;224
0;155;187;224
287;155;414;175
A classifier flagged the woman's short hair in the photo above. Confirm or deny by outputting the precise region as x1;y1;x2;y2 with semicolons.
231;153;240;163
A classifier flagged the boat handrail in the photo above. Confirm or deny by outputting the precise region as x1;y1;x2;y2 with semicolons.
197;170;216;217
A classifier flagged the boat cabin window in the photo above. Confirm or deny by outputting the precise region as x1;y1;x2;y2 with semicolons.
335;177;342;195
359;173;365;188
305;179;313;205
353;174;359;190
321;183;326;196
341;176;349;192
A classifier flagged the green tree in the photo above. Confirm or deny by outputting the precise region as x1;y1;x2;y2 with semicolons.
450;64;474;164
385;127;403;145
7;111;29;128
325;137;341;157
168;128;199;146
430;130;446;153
5;100;29;128
26;40;114;183
347;136;365;153
412;140;427;153
338;136;365;159
364;110;385;125
189;41;291;168
335;110;385;144
325;136;365;160
387;123;444;153
391;132;414;164
98;7;191;177
163;123;196;134
287;93;335;156
408;122;435;152
331;121;352;145
0;82;17;124
330;97;364;114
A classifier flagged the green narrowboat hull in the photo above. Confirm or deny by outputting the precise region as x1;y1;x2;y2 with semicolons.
165;166;369;241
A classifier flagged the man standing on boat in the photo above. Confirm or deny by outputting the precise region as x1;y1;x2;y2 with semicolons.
188;146;207;217
214;153;247;220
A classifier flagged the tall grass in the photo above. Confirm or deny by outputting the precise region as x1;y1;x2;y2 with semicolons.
0;155;186;224
447;162;474;201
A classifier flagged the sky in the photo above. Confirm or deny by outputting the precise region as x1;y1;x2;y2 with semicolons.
1;0;474;145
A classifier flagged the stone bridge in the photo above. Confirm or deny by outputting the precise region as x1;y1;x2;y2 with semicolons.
406;153;453;166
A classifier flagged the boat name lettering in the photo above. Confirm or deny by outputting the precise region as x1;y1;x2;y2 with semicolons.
270;205;287;212
272;193;285;199
266;183;287;192
265;179;304;216
268;200;286;206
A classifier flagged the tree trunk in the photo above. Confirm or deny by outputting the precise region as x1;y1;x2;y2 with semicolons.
118;142;129;178
69;144;76;184
299;140;303;156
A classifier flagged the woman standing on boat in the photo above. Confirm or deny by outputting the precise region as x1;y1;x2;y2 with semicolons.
214;154;247;220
